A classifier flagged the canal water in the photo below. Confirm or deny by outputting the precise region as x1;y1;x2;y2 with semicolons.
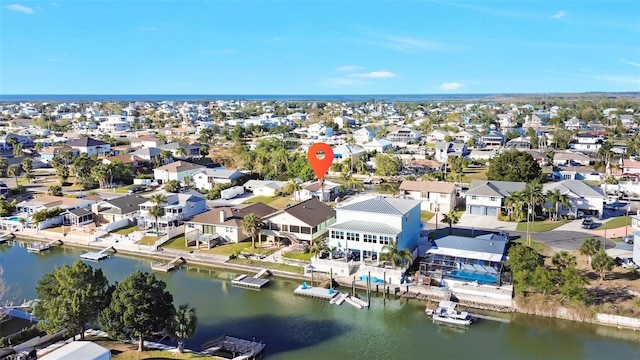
1;241;639;359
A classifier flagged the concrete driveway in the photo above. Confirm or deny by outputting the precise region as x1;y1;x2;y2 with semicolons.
457;213;518;232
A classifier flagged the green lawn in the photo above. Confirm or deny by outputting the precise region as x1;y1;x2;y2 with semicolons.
112;225;137;235
284;251;314;261
515;219;569;232
243;195;277;204
421;211;435;222
460;167;488;183
228;258;304;274
595;216;631;230
138;235;157;246
512;237;550;254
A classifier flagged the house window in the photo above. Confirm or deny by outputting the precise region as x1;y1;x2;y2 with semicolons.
471;196;477;200
290;225;300;233
270;223;280;231
490;197;496;202
203;225;215;234
301;226;311;234
281;224;289;232
440;193;447;198
312;226;318;233
331;230;344;240
363;234;377;243
187;223;194;228
421;191;428;198
346;232;360;242
379;235;393;245
226;227;233;234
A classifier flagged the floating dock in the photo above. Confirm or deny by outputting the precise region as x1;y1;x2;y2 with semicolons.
231;269;272;289
81;246;116;261
202;335;265;359
293;283;339;301
151;256;186;272
27;239;62;253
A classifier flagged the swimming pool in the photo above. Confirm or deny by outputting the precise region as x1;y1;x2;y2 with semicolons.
146;230;166;236
6;216;20;222
447;270;498;285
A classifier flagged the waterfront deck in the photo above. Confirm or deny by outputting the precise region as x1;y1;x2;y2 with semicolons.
202;335;265;359
293;283;338;301
27;239;62;253
151;256;186;272
231;269;272;289
81;246;116;261
0;232;15;244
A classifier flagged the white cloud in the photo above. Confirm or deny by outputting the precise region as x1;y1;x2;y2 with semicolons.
4;4;35;14
620;59;640;67
349;71;396;79
336;65;362;72
436;82;463;91
551;11;566;19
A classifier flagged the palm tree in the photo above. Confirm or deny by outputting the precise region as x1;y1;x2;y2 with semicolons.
176;146;187;159
21;158;33;180
284;179;301;201
521;179;544;245
580;237;602;265
170;304;198;353
551;251;576;271
0;157;8;177
7;164;20;188
504;191;526;221
47;185;63;196
591;251;615;281
546;189;570;221
149;193;167;239
380;240;413;268
242;213;265;248
12;143;23;157
442;209;460;235
309;238;328;258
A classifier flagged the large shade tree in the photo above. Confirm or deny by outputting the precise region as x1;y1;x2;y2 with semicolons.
100;271;175;352
486;149;542;183
34;260;109;340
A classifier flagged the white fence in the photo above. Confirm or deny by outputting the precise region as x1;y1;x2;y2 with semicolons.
100;218;131;233
358;264;407;285
310;258;355;276
154;225;185;249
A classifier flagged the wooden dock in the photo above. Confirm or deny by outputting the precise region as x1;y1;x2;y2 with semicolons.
0;232;15;244
27;239;62;253
151;256;186;272
231;269;272;289
81;246;116;261
293;283;339;301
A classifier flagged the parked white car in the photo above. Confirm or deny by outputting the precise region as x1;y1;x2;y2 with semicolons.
620;258;639;269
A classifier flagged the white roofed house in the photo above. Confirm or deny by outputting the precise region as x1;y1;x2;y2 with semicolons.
307;122;333;138
332;144;366;164
570;134;603;153
243;179;288;197
399;180;458;213
479;131;505;149
14;195;97;231
386;128;421;144
296;180;341;202
139;191;207;230
153;160;206;184
326;195;422;270
564;117;587;131
98;118;130;132
543;180;605;219
354;126;377;144
192;167;245;191
362;138;393;153
67;137;111;156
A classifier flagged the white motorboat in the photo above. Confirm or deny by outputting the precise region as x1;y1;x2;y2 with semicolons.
428;300;473;326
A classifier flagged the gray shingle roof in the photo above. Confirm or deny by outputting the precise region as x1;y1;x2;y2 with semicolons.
466;180;526;198
103;195;148;215
330;220;401;235
543;180;604;198
337;196;420;215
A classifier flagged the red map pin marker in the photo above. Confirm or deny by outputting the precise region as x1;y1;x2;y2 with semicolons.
307;142;334;180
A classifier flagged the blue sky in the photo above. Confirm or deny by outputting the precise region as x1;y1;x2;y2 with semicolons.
1;0;639;95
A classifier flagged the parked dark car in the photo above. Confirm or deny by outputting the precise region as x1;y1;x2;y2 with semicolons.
128;185;145;194
581;218;594;229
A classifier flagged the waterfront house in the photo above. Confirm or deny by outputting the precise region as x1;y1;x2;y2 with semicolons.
91;194;148;224
332;144;366;164
419;233;508;286
153;160;206;184
465;180;526;216
67;137;111;156
261;198;336;245
542;180;605;218
192;167;245;191
185;202;278;244
139;191;207;230
398;180;458;213
15;195;97;230
326;195;422;262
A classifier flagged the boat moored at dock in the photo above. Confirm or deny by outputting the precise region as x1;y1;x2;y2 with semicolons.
428;300;473;326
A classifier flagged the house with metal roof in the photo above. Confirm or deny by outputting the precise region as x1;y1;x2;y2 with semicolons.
243;180;288;197
465;180;526;216
399;180;458;213
543;180;605;218
192;167;245;191
261;198;336;245
296;180;341;202
139;191;207;230
419;233;509;286
39;341;111;360
326;195;422;262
